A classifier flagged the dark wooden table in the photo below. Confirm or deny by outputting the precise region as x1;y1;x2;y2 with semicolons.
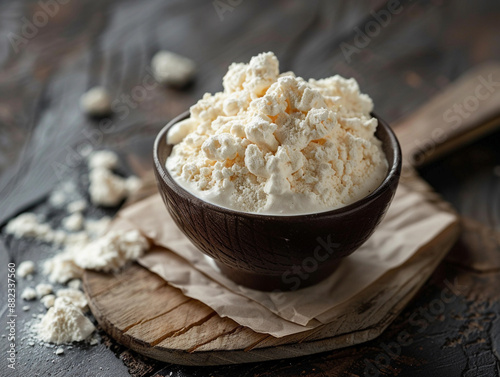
1;0;500;375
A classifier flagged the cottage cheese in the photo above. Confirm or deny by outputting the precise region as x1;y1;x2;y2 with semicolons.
44;252;84;284
44;229;149;283
41;294;56;309
88;150;119;170
18;260;36;278
166;52;388;215
62;213;84;232
21;287;37;301
74;230;149;272
57;288;88;311
89;168;129;206
67;200;87;214
67;279;82;290
88;151;141;207
80;87;112;117
35;283;53;298
37;297;95;344
151;51;196;87
6;213;55;242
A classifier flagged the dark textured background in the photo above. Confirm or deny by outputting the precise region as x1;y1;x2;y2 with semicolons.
1;0;500;376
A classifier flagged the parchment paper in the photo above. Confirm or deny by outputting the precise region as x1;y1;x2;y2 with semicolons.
110;184;456;337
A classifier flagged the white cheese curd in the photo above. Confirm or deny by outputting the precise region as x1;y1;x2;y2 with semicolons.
166;52;388;215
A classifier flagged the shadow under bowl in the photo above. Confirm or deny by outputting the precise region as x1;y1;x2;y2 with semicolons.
153;111;402;291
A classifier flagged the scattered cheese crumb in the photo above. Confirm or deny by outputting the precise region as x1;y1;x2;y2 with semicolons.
84;217;111;238
44;228;149;283
56;289;88;311
18;261;35;278
6;213;53;242
44;252;84;284
88;168;128;207
151;50;196;87
87;151;141;207
74;229;149;272
5;213;69;246
62;213;84;232
67;279;82;290
41;294;56;309
88;150;119;170
22;287;37;301
80;87;112;117
89;337;99;346
67;200;87;214
41;220;107;284
35;283;53;298
23;305;30;311
49;191;66;207
37;297;95;344
125;175;143;194
55;347;64;355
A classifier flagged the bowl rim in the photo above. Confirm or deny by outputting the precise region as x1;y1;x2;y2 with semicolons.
153;111;402;220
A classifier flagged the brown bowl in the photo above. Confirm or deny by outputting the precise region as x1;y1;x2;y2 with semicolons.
153;111;401;291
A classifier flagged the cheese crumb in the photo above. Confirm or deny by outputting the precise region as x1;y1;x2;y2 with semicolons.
74;230;149;272
151;51;196;87
67;279;82;290
67;200;87;214
87;151;141;207
37;297;95;344
6;213;69;245
44;229;149;283
18;261;35;278
6;213;54;242
125;176;143;194
44;252;84;284
35;283;53;298
62;213;84;232
80;87;112;117
41;294;56;309
22;287;37;301
166;52;388;215
56;288;88;311
84;217;111;238
89;337;99;346
88;150;119;170
89;168;129;207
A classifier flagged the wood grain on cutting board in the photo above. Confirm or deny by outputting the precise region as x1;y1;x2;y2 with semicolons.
396;62;500;166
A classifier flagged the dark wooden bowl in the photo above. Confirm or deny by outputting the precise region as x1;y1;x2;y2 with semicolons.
153;111;401;291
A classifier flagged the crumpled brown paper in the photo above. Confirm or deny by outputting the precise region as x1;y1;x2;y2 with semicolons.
109;184;456;337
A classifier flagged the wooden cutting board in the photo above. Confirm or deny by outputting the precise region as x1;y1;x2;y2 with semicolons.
83;63;500;366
